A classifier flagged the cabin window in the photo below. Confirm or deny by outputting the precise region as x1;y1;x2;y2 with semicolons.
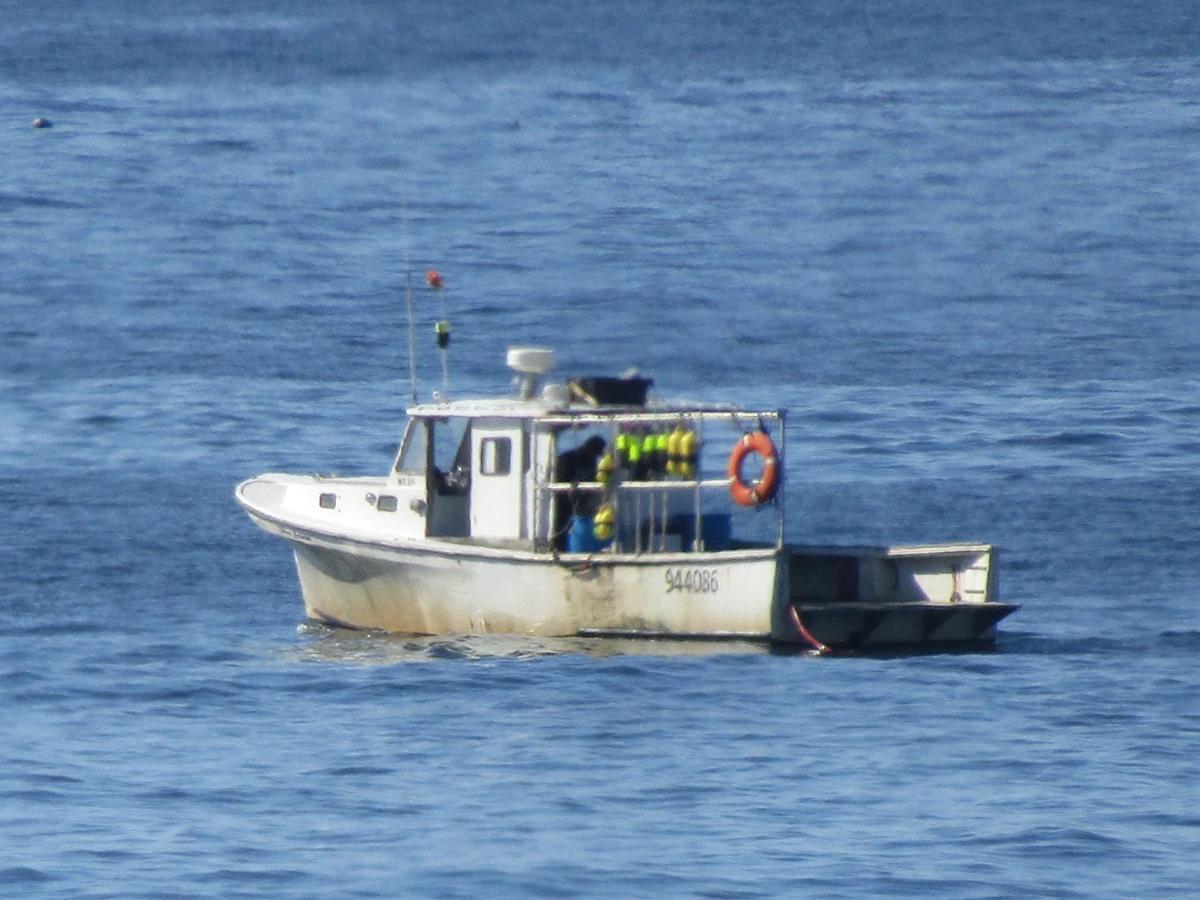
395;419;428;472
480;437;512;476
319;493;337;509
376;495;398;512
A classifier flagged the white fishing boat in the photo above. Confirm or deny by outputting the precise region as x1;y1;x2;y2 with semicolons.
236;346;1018;651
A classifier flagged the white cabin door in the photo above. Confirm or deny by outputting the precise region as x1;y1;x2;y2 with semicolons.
469;420;525;540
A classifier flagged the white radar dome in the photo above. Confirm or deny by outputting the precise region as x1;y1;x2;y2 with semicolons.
507;347;556;375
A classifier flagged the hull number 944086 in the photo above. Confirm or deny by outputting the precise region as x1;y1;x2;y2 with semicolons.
665;568;719;594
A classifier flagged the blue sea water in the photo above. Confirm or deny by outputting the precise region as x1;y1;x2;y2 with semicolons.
4;1;1200;895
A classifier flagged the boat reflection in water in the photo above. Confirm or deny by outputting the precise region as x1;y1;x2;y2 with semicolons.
288;622;778;665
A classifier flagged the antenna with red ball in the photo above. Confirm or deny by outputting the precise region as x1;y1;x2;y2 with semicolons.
426;270;450;398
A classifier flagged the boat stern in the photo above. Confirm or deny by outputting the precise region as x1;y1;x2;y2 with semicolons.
782;543;1018;649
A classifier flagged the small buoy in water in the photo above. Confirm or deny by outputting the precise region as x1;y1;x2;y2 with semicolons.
32;117;52;129
426;270;444;289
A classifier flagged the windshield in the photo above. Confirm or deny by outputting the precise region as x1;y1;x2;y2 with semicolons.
394;419;427;472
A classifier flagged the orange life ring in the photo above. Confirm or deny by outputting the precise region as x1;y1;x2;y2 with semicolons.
727;431;780;506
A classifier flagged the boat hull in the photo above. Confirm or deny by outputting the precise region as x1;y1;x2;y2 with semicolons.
792;601;1020;650
287;531;783;638
247;514;1015;649
237;473;1017;649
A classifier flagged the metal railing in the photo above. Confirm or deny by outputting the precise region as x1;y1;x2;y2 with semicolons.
530;410;785;554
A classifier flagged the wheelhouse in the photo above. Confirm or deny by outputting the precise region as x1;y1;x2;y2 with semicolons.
381;401;786;555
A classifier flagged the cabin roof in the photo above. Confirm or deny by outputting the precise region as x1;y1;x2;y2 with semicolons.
405;396;784;422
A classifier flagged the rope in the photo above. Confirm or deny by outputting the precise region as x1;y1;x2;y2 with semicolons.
789;604;830;655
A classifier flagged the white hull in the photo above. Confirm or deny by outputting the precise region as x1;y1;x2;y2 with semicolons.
251;510;782;638
242;501;1016;648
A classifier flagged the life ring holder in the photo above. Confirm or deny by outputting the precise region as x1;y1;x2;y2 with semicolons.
727;431;780;506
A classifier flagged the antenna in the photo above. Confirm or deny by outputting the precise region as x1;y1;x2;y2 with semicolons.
402;215;418;405
428;269;450;398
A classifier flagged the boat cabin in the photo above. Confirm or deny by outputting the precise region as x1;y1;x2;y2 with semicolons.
372;352;786;556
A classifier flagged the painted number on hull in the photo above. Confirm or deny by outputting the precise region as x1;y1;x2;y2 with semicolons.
665;568;719;594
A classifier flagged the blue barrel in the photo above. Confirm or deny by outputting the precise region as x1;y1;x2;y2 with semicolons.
567;515;605;553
